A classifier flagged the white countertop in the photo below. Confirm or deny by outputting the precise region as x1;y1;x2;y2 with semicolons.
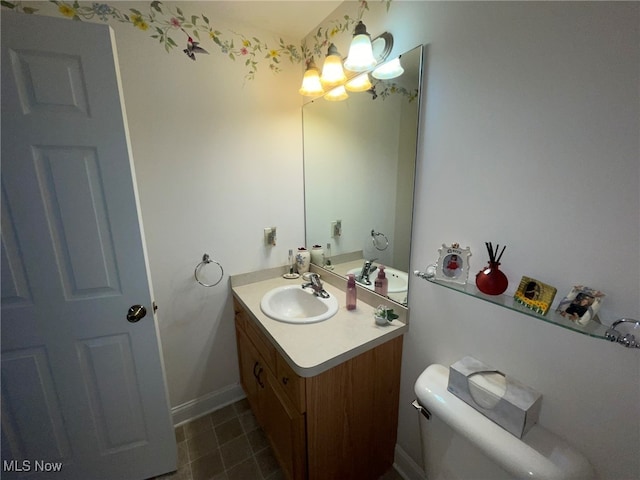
232;274;408;378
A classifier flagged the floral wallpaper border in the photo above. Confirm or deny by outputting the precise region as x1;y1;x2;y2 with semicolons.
2;0;416;100
2;0;389;80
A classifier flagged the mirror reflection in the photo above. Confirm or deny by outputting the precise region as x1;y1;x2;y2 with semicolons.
303;45;423;306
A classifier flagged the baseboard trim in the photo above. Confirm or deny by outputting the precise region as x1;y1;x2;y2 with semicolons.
171;383;246;426
394;444;426;480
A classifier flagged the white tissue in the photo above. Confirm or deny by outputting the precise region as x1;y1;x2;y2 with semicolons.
468;371;507;409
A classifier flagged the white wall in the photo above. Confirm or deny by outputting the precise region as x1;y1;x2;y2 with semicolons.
313;2;638;479
112;3;306;412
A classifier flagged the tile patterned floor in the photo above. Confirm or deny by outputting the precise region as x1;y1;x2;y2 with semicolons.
151;399;404;480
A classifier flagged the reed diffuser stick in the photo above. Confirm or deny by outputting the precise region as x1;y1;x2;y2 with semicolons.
484;242;506;263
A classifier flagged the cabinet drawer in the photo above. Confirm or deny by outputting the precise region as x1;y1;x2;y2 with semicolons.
276;354;306;413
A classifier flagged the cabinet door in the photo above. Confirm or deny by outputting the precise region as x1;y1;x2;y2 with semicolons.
306;336;403;480
236;328;265;422
264;372;307;480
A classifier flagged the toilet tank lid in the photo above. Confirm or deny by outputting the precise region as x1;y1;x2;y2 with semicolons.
414;364;594;480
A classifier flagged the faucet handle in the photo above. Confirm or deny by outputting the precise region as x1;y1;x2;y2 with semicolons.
302;272;320;286
301;273;329;298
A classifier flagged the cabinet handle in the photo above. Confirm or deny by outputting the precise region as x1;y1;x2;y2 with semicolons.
282;376;289;385
252;361;265;388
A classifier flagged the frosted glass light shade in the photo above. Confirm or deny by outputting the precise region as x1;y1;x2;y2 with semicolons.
320;44;346;88
372;57;404;80
345;73;372;92
324;85;348;102
299;60;324;96
343;21;377;73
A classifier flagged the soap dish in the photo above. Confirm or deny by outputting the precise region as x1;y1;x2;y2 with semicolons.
283;273;300;279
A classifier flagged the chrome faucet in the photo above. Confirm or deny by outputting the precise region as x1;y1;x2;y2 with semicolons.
357;259;378;285
302;273;330;298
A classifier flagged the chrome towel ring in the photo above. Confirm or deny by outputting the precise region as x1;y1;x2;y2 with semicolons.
194;253;224;287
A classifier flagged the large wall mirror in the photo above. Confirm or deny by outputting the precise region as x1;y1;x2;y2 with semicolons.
303;44;424;306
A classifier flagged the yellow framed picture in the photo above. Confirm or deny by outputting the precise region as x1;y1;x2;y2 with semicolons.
514;276;557;315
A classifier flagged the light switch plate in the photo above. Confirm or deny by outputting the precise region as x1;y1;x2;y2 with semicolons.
331;220;342;238
264;227;276;246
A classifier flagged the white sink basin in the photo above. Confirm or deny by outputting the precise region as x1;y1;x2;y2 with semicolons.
347;266;409;293
260;285;339;324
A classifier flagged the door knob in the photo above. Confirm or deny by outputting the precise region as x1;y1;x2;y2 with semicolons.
127;305;147;323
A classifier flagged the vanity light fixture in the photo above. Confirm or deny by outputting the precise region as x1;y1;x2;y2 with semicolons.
298;26;394;99
345;72;373;92
324;85;349;102
320;44;347;88
299;57;325;96
343;21;377;72
372;56;404;80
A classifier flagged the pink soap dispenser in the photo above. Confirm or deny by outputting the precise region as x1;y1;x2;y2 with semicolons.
346;274;357;310
374;266;388;296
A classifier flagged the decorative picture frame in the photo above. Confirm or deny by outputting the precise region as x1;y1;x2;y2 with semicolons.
556;285;605;326
435;243;471;285
514;276;557;315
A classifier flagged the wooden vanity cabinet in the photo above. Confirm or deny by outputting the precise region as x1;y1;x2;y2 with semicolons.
235;304;306;480
233;298;403;480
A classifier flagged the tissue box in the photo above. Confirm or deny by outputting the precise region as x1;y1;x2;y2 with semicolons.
447;356;542;438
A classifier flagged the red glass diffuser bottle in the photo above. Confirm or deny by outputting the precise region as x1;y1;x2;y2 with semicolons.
476;242;508;295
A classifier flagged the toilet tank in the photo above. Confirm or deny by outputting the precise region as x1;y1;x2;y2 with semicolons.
414;364;594;480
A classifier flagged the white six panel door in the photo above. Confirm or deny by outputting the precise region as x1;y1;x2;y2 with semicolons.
1;11;176;479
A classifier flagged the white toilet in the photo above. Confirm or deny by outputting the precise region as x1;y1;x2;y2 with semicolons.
413;364;594;480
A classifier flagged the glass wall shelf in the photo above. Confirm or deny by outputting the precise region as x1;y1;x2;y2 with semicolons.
423;277;609;340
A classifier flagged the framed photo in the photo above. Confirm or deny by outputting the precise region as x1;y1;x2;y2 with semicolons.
556;285;605;326
514;276;557;315
435;243;471;285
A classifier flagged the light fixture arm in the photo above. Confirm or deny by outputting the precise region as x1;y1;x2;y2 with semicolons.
373;32;393;63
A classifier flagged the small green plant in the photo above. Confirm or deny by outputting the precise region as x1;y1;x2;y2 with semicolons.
374;305;399;321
